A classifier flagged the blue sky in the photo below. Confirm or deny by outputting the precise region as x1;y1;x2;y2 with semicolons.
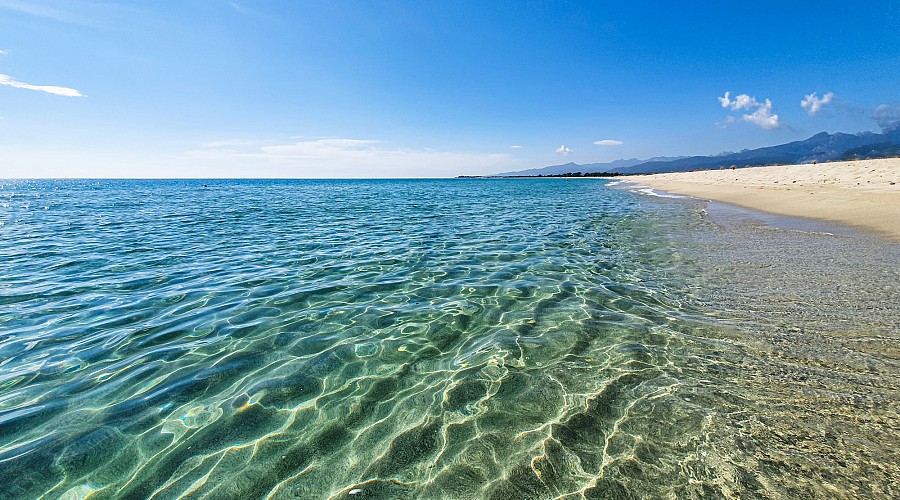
1;1;897;178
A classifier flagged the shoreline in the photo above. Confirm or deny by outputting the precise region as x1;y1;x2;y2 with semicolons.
624;158;900;241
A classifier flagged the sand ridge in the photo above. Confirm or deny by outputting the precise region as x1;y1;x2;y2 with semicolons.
626;158;900;241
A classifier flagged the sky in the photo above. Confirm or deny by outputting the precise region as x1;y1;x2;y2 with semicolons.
0;0;898;178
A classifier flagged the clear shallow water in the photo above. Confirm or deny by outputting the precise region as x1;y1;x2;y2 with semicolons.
0;179;897;499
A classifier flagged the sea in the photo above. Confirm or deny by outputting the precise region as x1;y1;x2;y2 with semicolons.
1;178;898;499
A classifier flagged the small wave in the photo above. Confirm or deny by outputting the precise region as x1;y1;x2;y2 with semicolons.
632;187;686;199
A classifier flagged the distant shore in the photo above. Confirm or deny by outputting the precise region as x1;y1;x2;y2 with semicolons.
624;158;900;241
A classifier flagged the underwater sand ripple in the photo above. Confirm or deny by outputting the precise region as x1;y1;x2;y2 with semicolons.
0;179;898;499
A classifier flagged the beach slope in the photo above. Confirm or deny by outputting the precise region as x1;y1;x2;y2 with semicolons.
627;158;900;240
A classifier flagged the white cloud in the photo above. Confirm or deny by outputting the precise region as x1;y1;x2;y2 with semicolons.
509;145;523;149
593;139;623;146
555;145;573;156
732;94;757;110
187;138;518;177
0;73;82;97
0;49;6;55
718;91;731;108
742;98;780;129
718;91;758;111
718;91;780;129
800;92;834;116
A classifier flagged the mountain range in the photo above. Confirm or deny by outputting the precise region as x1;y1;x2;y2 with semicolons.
494;126;900;177
493;156;689;177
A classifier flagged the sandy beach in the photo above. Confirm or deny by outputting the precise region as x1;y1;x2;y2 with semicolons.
627;158;900;241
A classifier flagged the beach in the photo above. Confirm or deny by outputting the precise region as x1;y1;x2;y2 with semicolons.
626;158;900;241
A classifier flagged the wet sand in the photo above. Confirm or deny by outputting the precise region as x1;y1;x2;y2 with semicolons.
626;158;900;241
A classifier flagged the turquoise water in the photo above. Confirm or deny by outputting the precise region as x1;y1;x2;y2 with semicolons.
1;179;898;499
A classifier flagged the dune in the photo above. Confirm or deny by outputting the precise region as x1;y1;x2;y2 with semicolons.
626;158;900;241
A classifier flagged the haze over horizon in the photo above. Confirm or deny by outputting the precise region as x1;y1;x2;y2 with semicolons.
1;0;898;178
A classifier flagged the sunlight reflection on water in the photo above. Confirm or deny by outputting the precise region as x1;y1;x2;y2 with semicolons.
0;179;897;499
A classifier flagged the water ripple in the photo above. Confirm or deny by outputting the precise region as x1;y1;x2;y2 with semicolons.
0;179;897;499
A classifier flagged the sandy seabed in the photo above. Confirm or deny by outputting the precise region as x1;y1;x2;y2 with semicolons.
626;158;900;241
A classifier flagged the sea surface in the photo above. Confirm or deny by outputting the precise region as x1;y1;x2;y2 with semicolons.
1;179;898;499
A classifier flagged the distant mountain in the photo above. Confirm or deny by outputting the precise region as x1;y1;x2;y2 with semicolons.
839;142;900;161
614;128;900;174
494;128;900;177
494;156;688;176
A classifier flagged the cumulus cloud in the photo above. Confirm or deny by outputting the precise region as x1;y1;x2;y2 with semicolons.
718;91;758;111
187;138;518;177
743;98;780;129
0;73;82;96
555;145;573;156
801;92;834;116
0;49;6;55
717;91;730;108
733;94;758;110
718;91;780;129
593;139;623;146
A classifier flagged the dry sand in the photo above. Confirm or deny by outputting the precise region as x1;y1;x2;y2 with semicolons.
626;158;900;241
